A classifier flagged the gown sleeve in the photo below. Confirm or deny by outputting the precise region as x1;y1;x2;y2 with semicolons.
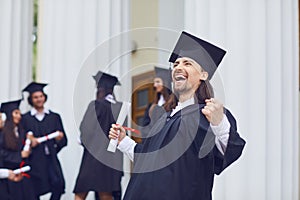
213;108;246;175
54;114;68;153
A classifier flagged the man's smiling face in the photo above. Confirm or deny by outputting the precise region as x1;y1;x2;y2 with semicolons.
172;57;208;96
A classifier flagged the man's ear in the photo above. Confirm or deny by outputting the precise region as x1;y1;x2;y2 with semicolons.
200;71;208;81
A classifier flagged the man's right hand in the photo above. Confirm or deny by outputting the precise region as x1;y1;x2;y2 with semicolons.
109;124;126;144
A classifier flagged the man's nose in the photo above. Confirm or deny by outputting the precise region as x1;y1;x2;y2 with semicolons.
176;62;185;69
174;66;184;73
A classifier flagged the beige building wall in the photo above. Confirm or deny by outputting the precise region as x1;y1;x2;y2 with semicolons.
131;0;159;76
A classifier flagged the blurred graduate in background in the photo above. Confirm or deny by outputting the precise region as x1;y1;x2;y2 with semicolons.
0;99;35;200
73;71;124;200
22;82;67;200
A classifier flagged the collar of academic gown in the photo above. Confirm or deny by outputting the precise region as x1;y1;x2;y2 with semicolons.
30;107;50;116
30;107;50;121
170;97;195;117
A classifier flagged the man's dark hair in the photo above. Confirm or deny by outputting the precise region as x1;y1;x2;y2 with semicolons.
28;92;48;106
164;80;214;112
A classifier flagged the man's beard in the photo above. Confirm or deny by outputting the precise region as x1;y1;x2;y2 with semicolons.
34;103;44;109
173;81;191;95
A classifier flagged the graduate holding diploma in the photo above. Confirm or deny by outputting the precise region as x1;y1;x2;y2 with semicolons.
0;110;23;200
0;99;35;200
109;31;246;200
73;72;124;200
21;82;67;200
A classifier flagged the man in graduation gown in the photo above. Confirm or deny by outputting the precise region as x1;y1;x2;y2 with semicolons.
109;31;246;200
21;82;67;200
73;71;124;200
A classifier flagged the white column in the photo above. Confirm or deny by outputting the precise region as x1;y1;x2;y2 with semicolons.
0;0;33;101
37;0;130;199
184;0;298;200
158;0;185;65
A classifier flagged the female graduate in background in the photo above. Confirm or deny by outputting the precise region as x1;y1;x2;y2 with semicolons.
0;99;35;200
142;67;172;127
0;111;23;200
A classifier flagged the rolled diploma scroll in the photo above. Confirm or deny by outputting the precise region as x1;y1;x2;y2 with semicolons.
23;131;33;151
107;102;131;153
37;131;60;143
13;166;31;174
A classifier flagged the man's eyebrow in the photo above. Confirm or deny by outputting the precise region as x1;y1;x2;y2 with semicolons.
174;58;196;64
183;59;196;64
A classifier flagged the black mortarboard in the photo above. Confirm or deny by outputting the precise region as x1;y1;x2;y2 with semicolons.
0;99;22;116
169;31;226;79
154;67;172;90
93;71;121;89
22;82;48;94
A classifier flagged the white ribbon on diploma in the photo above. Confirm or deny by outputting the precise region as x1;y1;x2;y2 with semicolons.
107;102;131;153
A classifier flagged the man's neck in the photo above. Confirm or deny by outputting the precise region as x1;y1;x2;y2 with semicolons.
178;92;194;103
170;94;195;117
34;106;44;113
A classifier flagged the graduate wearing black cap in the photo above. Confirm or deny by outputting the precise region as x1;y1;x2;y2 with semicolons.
0;99;35;200
142;67;172;128
109;31;246;200
73;71;124;200
21;82;67;200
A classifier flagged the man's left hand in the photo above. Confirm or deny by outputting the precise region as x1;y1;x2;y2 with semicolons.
55;131;64;141
201;98;224;126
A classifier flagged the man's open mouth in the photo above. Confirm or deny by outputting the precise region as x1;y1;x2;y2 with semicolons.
174;74;187;81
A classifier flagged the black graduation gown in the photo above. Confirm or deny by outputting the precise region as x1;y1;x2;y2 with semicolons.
141;104;166;140
21;111;67;196
142;103;166;127
142;104;152;127
0;170;9;200
0;132;10;200
0;128;35;200
124;104;246;200
0;171;9;200
73;100;123;193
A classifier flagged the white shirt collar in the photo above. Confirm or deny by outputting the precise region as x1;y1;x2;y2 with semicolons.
105;94;116;104
157;95;166;106
30;107;50;116
177;97;195;108
170;97;195;117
